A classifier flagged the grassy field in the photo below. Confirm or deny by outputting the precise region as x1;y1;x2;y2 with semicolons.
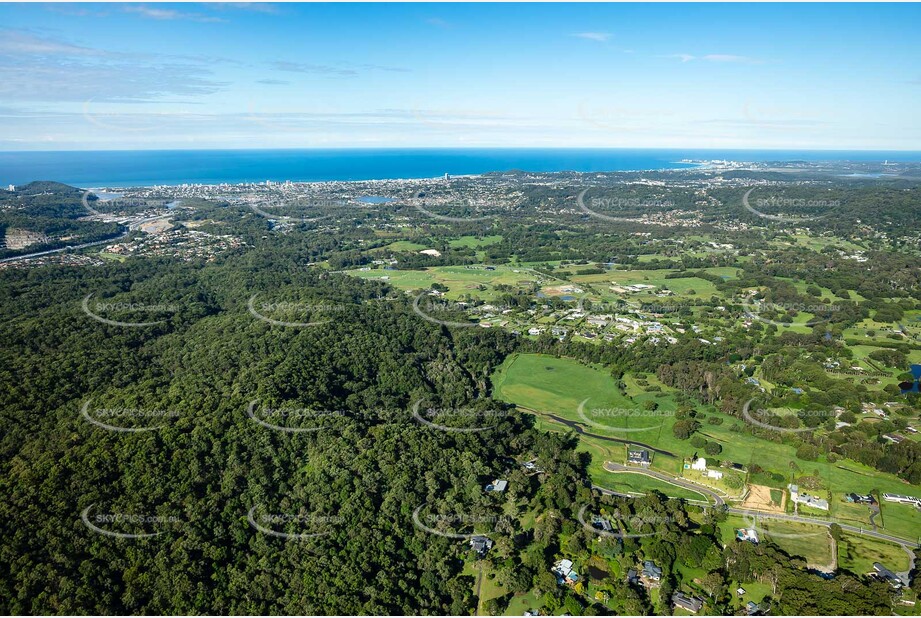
718;515;833;568
492;353;680;434
761;520;834;567
381;240;428;251
598;469;709;501
347;264;541;301
838;534;911;575
491;353;921;542
568;269;720;300
477;568;507;612
503;592;542;616
448;234;503;248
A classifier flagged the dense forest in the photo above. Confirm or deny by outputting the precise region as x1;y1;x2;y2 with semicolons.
1;179;918;615
0;244;909;615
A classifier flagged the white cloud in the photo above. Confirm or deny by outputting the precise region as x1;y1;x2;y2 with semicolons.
0;29;225;102
664;53;760;64
213;3;281;14
702;54;759;63
124;5;226;23
0;29;102;56
574;32;612;43
270;61;356;77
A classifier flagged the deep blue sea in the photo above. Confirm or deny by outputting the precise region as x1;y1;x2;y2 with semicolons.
1;148;919;187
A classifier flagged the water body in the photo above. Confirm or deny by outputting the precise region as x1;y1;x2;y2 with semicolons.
2;148;919;187
899;364;921;394
91;191;124;201
357;196;395;204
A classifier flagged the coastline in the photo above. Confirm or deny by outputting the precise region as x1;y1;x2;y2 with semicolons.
3;147;918;188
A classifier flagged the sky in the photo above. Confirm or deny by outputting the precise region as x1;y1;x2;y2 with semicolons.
0;2;919;151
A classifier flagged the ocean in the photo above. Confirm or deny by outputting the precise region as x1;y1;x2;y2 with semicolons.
1;148;919;188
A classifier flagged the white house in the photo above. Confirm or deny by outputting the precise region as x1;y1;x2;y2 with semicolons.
691;457;707;472
883;493;921;507
788;484;829;511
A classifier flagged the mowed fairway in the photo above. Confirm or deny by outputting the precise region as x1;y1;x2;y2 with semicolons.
347;265;538;300
491;353;672;433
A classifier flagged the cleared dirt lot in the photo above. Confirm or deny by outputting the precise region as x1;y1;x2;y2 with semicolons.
740;483;786;513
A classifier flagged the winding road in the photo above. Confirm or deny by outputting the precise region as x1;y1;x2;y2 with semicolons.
596;460;918;580
603;462;725;506
0;213;171;265
0;229;128;264
538;411;676;457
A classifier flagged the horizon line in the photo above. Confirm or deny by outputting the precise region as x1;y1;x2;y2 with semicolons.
3;146;921;155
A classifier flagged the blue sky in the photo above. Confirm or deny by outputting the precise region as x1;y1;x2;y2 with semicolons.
0;2;919;150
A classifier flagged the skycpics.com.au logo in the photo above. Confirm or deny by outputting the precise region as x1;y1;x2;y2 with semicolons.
82;293;179;327
245;194;348;224
246;400;348;433
738;509;827;541
411;197;492;223
576;296;680;316
82;189;103;216
741;188;835;223
411;504;509;540
80;399;180;433
247;506;342;540
247;294;347;327
741;297;839;328
410;400;510;433
576;189;674;223
741;398;834;433
81;504;179;539
576;398;671;433
577;505;675;539
412;292;480;328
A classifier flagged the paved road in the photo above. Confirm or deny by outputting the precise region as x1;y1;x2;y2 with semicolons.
0;229;128;264
599;462;919;552
520;406;676;457
726;507;917;547
603;461;726;506
0;214;169;265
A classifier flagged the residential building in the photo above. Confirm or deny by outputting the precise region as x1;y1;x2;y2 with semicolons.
788;484;829;511
591;516;613;532
551;559;579;585
627;449;651;466
882;493;921;507
642;560;662;581
736;528;759;544
873;563;904;589
672;592;704;613
469;536;493;556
